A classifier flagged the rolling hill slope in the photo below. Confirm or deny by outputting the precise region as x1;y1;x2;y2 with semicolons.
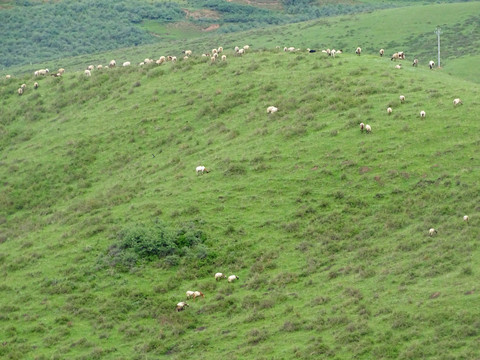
1;45;480;358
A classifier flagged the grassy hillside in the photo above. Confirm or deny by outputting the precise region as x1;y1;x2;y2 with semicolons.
1;44;480;359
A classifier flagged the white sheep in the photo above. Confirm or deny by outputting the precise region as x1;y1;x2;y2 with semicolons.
234;46;240;52
183;56;188;61
210;56;216;63
176;302;189;312
122;61;131;67
109;60;116;68
97;65;103;70
237;48;245;55
144;58;154;64
139;62;145;66
387;107;392;115
391;52;399;61
87;65;94;71
453;98;463;106
186;291;195;299
58;68;65;75
196;166;209;175
183;50;192;56
284;47;295;52
412;59;418;67
399;95;405;103
243;45;250;50
193;291;205;300
379;49;384;57
212;48;218;55
21;83;26;90
5;74;11;79
267;106;278;114
429;228;437;236
355;47;362;55
171;56;177;62
84;69;91;76
17;87;23;96
34;82;39;89
463;215;469;222
221;55;226;61
365;124;372;133
215;272;227;281
217;46;223;53
228;275;239;283
360;122;365;132
157;56;166;65
420;110;426;118
429;60;435;69
395;64;402;69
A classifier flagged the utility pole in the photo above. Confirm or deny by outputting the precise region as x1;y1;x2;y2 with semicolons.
434;27;442;68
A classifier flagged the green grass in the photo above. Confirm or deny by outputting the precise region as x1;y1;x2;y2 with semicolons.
1;46;480;359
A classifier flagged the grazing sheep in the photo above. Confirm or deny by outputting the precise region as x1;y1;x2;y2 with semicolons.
391;52;399;61
210;56;216;63
183;50;192;56
109;60;116;68
218;46;223;53
36;69;49;76
420;110;426;118
429;228;437;236
399;95;405;103
144;58;154;64
221;55;227;61
186;291;195;299
87;65;94;71
196;166;209;175
84;69;91;76
463;215;469;222
387;107;392;115
429;60;435;69
355;47;362;55
395;64;402;69
234;46;240;52
365;124;372;133
321;49;331;56
193;291;205;300
139;62;145;66
215;272;227;281
21;83;26;90
122;61;131;67
360;122;365;132
398;51;405;59
57;68;65;75
97;64;103;70
157;56;166;65
412;59;418;67
284;46;296;52
228;275;239;283
5;74;11;79
34;82;39;89
171;56;177;62
237;48;245;55
379;49;384;57
243;45;250;50
453;98;463;106
183;56;188;61
212;49;218;55
267;106;278;114
17;87;23;95
176;302;189;312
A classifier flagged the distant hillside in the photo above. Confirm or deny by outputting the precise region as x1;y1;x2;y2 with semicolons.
1;0;465;68
1;43;479;359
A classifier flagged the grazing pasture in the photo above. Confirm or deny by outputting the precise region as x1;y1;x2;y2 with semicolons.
0;7;480;360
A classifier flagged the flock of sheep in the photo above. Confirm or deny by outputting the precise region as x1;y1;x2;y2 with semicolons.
176;273;239;312
4;45;473;287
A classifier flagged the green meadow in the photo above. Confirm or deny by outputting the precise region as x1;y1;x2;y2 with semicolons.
1;2;480;359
